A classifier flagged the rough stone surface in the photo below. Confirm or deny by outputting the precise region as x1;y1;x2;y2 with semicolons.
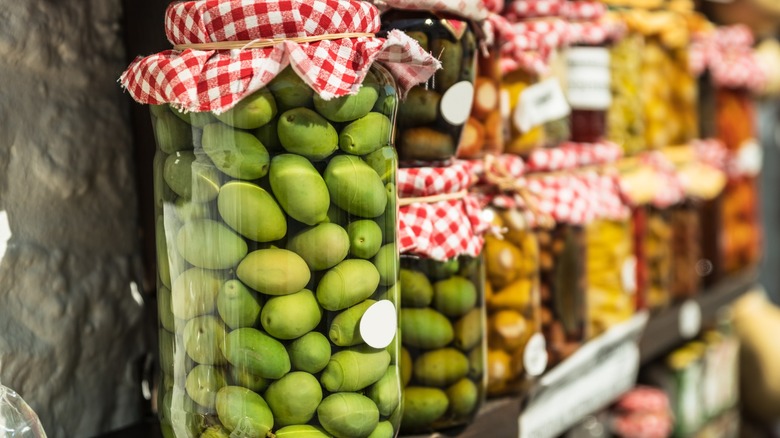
0;1;148;437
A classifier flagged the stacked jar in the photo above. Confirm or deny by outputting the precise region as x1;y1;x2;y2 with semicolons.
121;1;440;437
395;163;489;433
608;11;646;155
565;1;621;144
525;171;593;366
456;0;510;159
379;1;485;166
706;27;765;274
379;0;491;432
623;7;699;150
501;0;572;155
469;155;547;396
584;170;635;337
617;153;685;312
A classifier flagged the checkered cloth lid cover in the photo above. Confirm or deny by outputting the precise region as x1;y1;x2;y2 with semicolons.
372;0;489;21
505;0;566;20
120;0;440;113
619;151;685;208
525;171;595;225
615;386;671;413
501;17;568;75
525;140;624;172
398;162;488;261
690;25;767;92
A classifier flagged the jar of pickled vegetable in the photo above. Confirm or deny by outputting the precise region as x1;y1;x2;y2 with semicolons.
538;224;587;365
122;2;439;437
502;18;571;155
608;31;645;154
669;202;701;301
482;204;545;396
645;207;673;311
396;162;488;433
457;35;505;158
380;10;479;165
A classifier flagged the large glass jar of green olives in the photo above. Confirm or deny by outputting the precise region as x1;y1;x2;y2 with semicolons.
122;1;441;437
380;10;478;165
395;162;488;433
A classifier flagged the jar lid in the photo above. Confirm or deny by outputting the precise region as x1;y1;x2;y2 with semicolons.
501;18;568;75
372;0;489;22
525;171;595;226
505;0;566;20
563;1;606;21
567;18;627;45
690;25;766;92
120;0;440;113
618;152;685;208
525;141;623;173
398;163;488;261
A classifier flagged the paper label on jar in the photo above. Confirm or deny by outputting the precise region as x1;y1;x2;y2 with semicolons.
621;256;637;295
359;300;398;349
513;78;571;133
679;300;702;340
524;333;549;377
440;81;475;126
567;47;611;110
735;139;763;176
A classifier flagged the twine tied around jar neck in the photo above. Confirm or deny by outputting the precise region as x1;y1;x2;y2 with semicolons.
482;154;556;229
173;32;376;51
398;190;469;207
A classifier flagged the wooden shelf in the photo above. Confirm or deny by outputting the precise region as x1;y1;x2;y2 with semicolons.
99;268;758;438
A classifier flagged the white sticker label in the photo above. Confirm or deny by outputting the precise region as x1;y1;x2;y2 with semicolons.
736;139;763;176
524;333;549;377
513;78;571;133
679;300;702;340
440;81;475;126
621;256;638;295
567;47;611;110
0;211;11;262
359;300;398;349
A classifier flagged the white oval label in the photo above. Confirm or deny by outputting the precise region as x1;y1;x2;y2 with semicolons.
679;300;702;340
359;300;398;349
524;332;549;377
622;256;638;295
440;81;475;126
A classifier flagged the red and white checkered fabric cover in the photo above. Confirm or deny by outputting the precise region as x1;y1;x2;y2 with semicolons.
584;170;630;221
398;163;488;261
482;0;504;13
525;141;623;172
562;1;606;20
120;0;440;113
620;152;685;208
505;0;566;20
525;172;594;225
463;154;526;184
501;18;569;75
612;386;673;438
373;0;489;21
692;138;728;171
567;18;626;45
690;25;766;92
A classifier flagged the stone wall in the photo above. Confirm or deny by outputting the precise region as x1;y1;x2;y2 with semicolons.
0;1;148;436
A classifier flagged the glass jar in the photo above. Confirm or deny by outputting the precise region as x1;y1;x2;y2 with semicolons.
670;202;701;301
645;207;672;311
457;40;504;158
722;177;762;274
586;218;636;338
398;254;486;433
380;10;478;165
697;195;723;287
151;64;403;438
537;225;587;366
631;206;650;311
608;33;645;154
483;207;544;396
567;45;612;143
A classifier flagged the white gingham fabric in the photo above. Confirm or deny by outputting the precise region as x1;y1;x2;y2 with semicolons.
398;163;488;261
689;25;766;92
692;138;728;171
525;141;623;172
562;1;606;20
525;172;594;225
373;0;489;21
120;0;440;113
